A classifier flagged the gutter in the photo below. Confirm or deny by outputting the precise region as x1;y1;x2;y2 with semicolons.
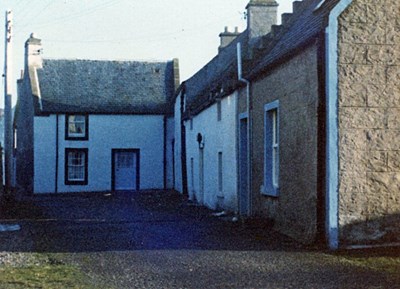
325;0;353;250
237;42;252;215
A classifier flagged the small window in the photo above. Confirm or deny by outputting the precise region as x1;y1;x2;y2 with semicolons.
190;118;193;130
217;100;222;121
65;114;88;140
65;148;88;185
262;100;279;197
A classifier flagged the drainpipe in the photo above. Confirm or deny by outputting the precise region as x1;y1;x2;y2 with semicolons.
163;115;167;190
237;42;252;215
55;114;59;194
325;0;353;250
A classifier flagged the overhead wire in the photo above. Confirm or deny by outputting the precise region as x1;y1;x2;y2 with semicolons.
17;0;56;30
24;0;120;29
41;4;245;46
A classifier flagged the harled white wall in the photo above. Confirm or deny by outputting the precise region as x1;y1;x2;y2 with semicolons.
34;114;165;194
185;92;238;211
173;92;183;193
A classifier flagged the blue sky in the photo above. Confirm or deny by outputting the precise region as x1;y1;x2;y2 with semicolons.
0;0;293;107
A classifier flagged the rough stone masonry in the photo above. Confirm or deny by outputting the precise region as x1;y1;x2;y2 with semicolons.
338;0;400;244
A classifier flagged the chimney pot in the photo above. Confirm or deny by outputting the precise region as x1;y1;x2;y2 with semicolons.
219;26;240;52
281;13;292;26
292;1;303;14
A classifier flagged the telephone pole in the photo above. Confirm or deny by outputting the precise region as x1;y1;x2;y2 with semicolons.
4;10;13;195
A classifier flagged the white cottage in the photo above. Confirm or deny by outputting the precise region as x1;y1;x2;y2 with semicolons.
173;0;279;213
14;34;179;195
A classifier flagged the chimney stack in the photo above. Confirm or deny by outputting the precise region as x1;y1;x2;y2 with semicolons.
25;33;43;70
246;0;278;44
219;26;240;52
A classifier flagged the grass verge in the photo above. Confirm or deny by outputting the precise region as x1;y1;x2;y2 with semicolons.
0;254;95;289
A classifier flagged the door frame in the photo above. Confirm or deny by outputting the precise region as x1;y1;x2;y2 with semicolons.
111;149;140;191
239;112;250;216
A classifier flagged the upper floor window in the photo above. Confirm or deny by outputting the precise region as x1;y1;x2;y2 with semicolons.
262;100;279;197
217;100;222;121
65;114;88;140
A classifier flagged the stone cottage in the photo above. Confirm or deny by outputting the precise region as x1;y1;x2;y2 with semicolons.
237;0;400;248
175;0;400;249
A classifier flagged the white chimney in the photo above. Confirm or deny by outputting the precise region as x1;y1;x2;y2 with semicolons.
25;33;43;69
246;0;278;44
219;26;240;52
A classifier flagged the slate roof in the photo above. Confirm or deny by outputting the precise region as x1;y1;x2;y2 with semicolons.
36;58;177;115
183;0;341;116
248;0;340;79
184;32;248;114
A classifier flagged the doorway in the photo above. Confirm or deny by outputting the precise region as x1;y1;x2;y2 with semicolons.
112;149;140;191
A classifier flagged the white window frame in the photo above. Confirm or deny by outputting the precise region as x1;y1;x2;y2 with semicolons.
262;100;280;197
65;148;88;185
66;114;88;140
189;118;193;131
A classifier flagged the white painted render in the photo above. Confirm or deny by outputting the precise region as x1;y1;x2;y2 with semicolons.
185;92;238;211
173;92;183;193
34;115;57;193
166;116;175;189
34;114;166;194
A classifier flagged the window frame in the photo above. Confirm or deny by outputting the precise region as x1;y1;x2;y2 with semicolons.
217;99;222;121
65;114;89;140
65;148;88;185
262;100;280;197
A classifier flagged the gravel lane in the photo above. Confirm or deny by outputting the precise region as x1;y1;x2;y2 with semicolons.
0;191;399;289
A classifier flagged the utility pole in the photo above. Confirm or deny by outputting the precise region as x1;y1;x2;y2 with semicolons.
4;10;13;196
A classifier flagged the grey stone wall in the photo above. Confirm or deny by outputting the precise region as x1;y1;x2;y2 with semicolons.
250;44;320;244
338;0;400;244
15;71;35;194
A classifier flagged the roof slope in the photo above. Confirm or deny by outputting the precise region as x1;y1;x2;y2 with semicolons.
183;0;341;116
248;0;340;78
184;32;248;113
37;59;177;114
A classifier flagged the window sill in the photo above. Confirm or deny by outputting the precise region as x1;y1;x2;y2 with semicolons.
260;185;279;198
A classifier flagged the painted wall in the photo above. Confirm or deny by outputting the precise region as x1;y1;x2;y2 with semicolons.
337;0;400;245
250;44;320;244
185;92;238;211
166;116;175;189
173;92;183;193
34;114;165;193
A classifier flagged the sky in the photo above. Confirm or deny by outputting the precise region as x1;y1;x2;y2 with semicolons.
0;0;294;107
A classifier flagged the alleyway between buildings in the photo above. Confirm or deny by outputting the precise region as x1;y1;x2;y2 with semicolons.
0;191;399;288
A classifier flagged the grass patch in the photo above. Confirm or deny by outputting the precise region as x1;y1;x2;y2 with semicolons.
0;255;95;289
341;256;400;275
335;247;400;276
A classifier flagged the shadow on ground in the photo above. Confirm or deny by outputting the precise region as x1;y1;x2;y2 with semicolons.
0;190;301;253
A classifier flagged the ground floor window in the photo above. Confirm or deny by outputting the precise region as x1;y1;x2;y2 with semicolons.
65;148;88;185
263;100;279;197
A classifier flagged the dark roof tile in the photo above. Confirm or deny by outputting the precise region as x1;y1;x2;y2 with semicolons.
37;59;176;114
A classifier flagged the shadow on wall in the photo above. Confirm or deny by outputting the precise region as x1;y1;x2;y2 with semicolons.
340;214;400;247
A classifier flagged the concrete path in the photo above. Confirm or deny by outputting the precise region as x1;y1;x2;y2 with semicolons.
0;191;399;288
